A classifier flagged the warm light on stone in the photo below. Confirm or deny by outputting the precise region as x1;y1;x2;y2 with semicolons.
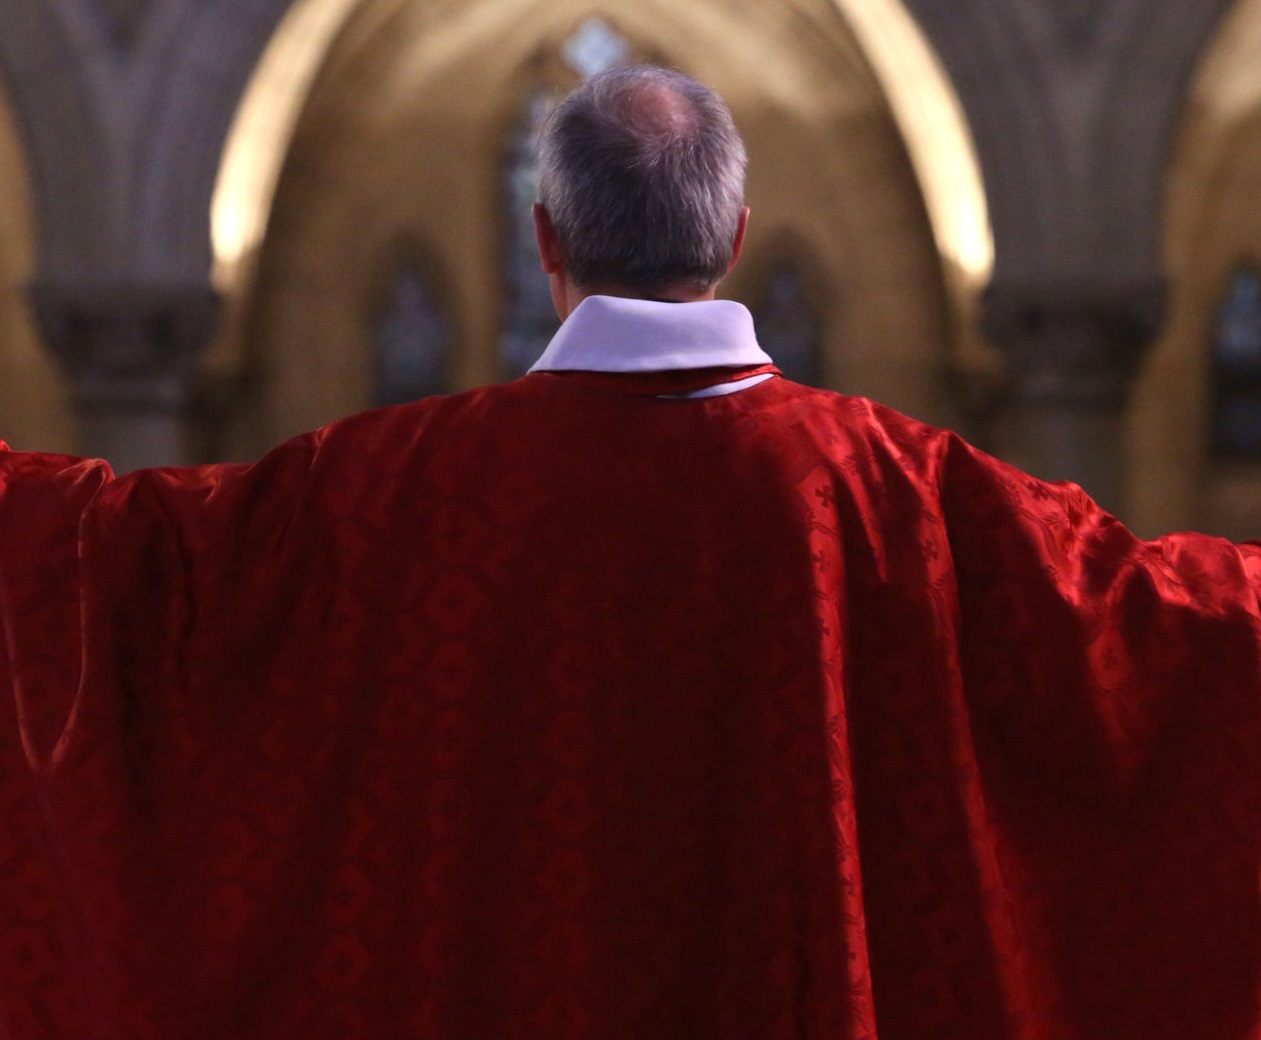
834;0;993;292
210;0;361;291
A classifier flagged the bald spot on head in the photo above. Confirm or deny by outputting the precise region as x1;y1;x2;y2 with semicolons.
616;82;699;143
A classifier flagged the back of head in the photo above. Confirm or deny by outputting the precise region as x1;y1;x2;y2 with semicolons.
538;65;747;295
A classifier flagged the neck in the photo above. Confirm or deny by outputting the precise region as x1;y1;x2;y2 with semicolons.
556;280;717;320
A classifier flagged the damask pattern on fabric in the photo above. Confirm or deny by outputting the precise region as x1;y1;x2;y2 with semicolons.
0;375;1259;1039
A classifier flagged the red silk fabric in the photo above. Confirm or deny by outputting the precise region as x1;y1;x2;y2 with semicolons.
2;373;1261;1039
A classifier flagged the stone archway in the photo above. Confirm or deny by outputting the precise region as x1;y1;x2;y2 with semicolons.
1129;0;1261;539
209;0;992;459
0;74;75;454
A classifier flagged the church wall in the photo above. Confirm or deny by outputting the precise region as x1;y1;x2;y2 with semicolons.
0;74;75;455
1130;0;1261;540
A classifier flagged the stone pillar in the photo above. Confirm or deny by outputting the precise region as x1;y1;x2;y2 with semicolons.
981;281;1165;514
30;281;219;472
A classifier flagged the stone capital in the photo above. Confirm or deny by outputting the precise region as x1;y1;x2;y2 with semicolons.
981;279;1166;406
29;279;219;411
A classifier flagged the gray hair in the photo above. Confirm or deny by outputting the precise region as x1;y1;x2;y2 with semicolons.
537;65;747;293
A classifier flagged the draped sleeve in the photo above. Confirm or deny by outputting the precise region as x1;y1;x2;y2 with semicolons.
777;395;1261;1038
0;446;114;1038
889;420;1261;1036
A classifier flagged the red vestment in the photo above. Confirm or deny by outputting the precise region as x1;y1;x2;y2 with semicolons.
1;372;1260;1039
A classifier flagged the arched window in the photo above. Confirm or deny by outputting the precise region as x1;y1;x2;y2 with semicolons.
1211;266;1261;459
500;18;632;380
372;266;450;405
753;263;823;386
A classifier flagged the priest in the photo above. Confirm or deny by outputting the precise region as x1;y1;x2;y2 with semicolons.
2;64;1260;1040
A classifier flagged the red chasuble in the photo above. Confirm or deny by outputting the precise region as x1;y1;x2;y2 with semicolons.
2;373;1260;1040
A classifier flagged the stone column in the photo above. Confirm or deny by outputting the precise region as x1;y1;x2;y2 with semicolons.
980;281;1165;514
30;281;219;472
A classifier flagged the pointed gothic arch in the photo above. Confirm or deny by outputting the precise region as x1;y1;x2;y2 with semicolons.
208;0;991;455
1129;0;1261;539
212;0;989;313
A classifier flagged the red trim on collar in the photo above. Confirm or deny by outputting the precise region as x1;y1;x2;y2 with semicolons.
535;363;780;397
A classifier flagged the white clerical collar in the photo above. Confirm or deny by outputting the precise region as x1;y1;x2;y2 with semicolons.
528;295;773;373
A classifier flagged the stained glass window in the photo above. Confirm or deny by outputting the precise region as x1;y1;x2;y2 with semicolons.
563;17;630;78
372;266;449;406
499;19;631;380
753;264;823;386
1211;266;1261;459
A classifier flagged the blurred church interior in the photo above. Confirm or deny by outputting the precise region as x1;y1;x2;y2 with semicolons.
0;0;1259;539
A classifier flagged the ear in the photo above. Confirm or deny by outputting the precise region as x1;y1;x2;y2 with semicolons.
726;207;750;273
533;202;565;276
